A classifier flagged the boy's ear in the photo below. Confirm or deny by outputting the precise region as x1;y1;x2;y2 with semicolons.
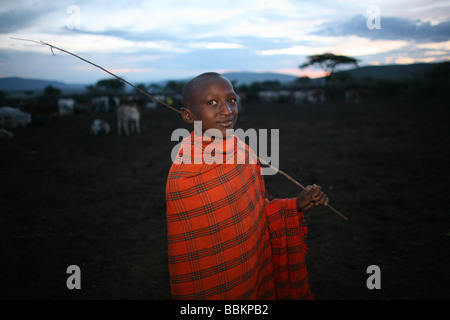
180;107;195;124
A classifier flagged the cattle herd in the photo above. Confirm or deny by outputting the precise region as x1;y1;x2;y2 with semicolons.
0;94;160;139
0;87;371;140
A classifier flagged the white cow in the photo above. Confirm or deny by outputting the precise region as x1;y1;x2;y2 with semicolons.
57;98;75;116
0;106;32;129
92;96;110;112
91;119;110;136
117;105;141;137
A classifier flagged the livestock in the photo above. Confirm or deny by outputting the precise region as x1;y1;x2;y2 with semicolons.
345;89;372;104
293;89;325;106
345;89;360;104
57;98;75;116
146;101;157;109
278;90;291;103
92;96;109;112
0;107;32;129
145;94;181;110
90;119;110;136
293;91;308;106
112;97;121;109
306;89;326;104
91;96;119;112
20;102;59;124
116;105;141;137
0;128;14;140
258;91;279;103
144;96;164;109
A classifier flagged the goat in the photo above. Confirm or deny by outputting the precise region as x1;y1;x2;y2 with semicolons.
91;119;110;136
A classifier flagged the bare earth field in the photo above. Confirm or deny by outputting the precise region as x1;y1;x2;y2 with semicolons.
1;96;449;300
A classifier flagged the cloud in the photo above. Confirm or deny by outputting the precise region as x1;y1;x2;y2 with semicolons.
1;0;449;83
0;8;48;33
416;41;450;51
3;32;186;55
187;42;245;50
314;15;450;43
258;35;411;57
108;68;154;74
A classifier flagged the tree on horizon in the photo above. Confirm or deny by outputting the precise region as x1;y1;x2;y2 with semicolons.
300;53;359;85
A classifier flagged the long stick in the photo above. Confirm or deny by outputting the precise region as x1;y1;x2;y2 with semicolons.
11;38;181;115
258;158;348;220
11;38;348;221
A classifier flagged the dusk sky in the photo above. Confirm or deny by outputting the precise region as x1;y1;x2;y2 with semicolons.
1;0;449;85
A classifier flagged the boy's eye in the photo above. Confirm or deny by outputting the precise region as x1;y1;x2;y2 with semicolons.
207;100;217;106
229;98;237;104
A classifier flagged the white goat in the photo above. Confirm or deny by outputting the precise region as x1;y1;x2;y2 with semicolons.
91;119;110;136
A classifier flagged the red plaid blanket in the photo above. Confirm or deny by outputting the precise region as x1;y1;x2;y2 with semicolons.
166;132;313;300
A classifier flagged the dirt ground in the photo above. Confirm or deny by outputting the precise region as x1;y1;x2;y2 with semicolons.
1;95;449;300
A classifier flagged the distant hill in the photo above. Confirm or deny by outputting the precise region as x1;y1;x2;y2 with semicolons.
223;63;444;85
0;77;87;93
222;72;298;85
0;73;302;93
1;62;445;93
337;62;443;81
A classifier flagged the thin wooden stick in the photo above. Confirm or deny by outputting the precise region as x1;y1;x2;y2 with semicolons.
258;158;348;221
11;38;181;114
12;37;348;221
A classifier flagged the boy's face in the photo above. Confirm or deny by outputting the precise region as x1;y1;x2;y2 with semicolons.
182;76;238;137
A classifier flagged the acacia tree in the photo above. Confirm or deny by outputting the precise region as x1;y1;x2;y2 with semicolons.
300;53;359;84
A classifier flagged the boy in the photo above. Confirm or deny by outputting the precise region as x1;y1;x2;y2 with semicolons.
165;72;328;300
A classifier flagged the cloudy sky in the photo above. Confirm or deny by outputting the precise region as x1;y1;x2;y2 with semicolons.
1;0;449;85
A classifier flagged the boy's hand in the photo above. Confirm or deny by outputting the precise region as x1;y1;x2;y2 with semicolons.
297;184;329;211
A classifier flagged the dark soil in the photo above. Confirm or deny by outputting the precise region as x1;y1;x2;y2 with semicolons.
1;96;449;300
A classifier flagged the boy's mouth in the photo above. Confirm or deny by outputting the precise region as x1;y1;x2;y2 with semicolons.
217;120;233;128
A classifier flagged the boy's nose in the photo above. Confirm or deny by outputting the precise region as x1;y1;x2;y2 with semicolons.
219;102;232;115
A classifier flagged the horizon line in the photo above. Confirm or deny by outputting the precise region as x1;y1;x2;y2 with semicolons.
1;60;447;86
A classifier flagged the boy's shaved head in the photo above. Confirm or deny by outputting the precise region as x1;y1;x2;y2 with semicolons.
181;72;225;109
180;72;238;137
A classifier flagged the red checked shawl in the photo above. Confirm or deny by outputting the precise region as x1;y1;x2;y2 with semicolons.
165;132;313;300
